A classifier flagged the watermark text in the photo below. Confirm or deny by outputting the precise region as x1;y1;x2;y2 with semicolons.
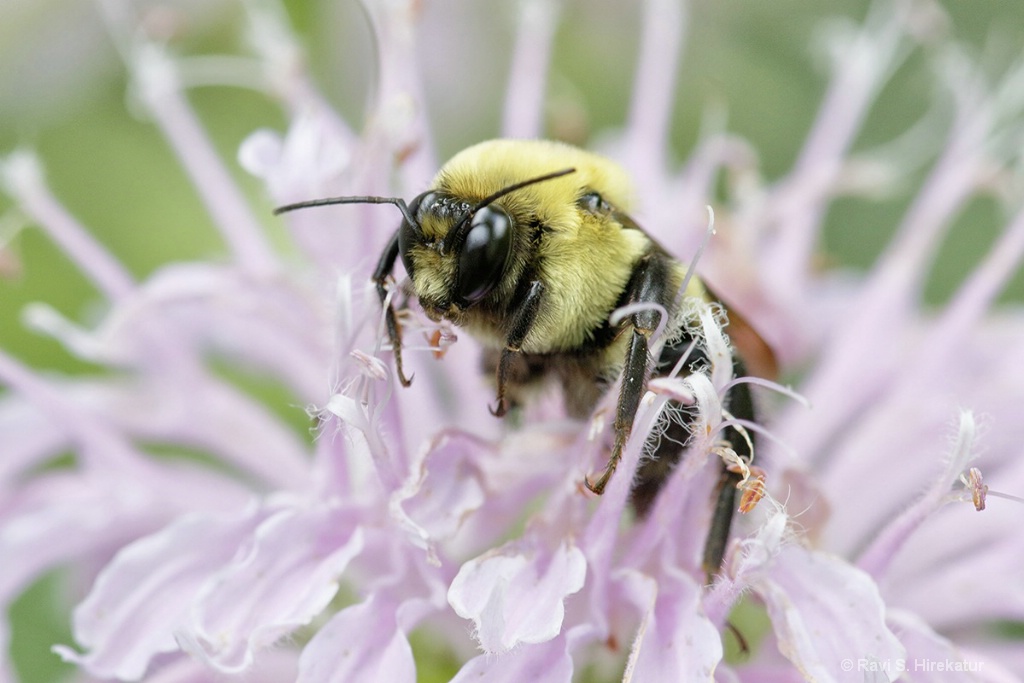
840;657;985;676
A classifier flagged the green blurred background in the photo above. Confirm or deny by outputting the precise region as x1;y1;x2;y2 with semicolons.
1;0;1022;680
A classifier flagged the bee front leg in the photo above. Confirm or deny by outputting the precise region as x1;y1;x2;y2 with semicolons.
491;279;544;417
373;230;413;387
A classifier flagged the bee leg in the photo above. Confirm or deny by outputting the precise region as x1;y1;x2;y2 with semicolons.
586;326;651;493
491;279;545;417
702;361;755;577
704;468;741;577
373;230;412;387
630;330;701;515
586;252;670;494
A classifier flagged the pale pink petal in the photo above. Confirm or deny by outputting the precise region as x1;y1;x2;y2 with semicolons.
620;568;721;682
239;117;350;204
104;263;330;403
0;150;135;301
501;0;559;139
724;661;804;683
2;465;252;611
1;474;151;605
884;498;1024;630
0;397;64;482
55;504;269;680
91;375;311;492
297;594;415;683
955;640;1024;683
856;410;979;578
129;43;277;276
450;634;574;683
133;649;299;683
887;610;1019;683
391;431;487;551
448;539;587;653
704;509;789;625
753;545;904;682
181;505;364;672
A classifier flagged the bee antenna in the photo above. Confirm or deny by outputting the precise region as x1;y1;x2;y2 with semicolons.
273;195;419;229
472;167;576;214
451;167;576;239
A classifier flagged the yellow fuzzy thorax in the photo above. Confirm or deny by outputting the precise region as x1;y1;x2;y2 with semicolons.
424;139;635;239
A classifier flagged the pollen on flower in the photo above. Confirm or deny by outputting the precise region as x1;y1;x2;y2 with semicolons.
958;467;1024;510
719;440;767;514
427;324;457;359
959;467;988;511
738;467;768;514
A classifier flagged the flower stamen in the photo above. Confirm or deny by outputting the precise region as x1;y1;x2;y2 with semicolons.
959;466;988;511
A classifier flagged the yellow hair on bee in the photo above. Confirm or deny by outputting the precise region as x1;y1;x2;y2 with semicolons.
433;138;635;222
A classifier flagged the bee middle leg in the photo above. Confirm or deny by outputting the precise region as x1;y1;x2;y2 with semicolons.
585;327;653;494
585;251;672;494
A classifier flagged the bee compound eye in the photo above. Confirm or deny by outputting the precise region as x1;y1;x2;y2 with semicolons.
397;212;422;278
456;205;513;304
397;191;438;278
578;191;609;213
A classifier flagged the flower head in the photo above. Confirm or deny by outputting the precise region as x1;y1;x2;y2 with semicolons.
2;1;1024;682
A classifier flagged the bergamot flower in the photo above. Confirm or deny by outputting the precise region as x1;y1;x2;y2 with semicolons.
2;1;1022;681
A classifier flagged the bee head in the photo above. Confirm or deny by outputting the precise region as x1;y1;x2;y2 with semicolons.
273;167;575;321
398;167;577;320
399;190;517;318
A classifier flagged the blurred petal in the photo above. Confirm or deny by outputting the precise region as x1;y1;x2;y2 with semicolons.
857;410;978;578
887;610;1018;683
297;594;415;683
134;649;299;683
450;633;574;683
753;546;904;683
181;505;364;672
55;504;269;680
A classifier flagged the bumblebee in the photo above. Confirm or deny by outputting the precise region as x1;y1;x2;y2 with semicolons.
276;139;760;575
